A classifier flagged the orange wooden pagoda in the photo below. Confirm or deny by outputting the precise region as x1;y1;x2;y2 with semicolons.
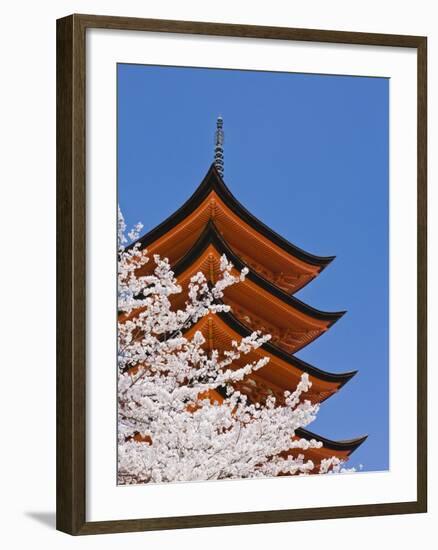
131;117;366;471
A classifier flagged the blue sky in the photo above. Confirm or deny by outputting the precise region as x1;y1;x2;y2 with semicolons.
118;63;389;472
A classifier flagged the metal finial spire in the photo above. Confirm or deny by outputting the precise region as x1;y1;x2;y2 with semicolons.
214;116;224;177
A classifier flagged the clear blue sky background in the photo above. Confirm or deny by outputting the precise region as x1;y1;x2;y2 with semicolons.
117;63;389;472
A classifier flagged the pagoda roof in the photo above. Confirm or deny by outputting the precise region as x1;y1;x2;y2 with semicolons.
217;309;356;387
132;164;334;293
120;306;356;403
174;221;345;324
285;429;367;468
183;311;356;403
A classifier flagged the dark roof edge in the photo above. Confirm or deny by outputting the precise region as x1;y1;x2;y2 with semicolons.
181;306;356;386
296;428;368;454
131;163;335;269
173;220;346;324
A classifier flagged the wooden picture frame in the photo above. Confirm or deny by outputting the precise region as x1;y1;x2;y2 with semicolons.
56;13;427;535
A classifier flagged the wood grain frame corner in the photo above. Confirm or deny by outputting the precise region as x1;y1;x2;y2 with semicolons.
56;13;427;535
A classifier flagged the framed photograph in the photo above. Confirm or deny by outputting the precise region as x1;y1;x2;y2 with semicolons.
56;14;427;535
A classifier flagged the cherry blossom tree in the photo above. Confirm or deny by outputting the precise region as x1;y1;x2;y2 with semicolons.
117;209;347;484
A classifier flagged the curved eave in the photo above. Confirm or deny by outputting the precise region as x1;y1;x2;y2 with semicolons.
295;428;368;455
214;309;356;389
174;220;346;326
183;308;356;388
131;164;334;270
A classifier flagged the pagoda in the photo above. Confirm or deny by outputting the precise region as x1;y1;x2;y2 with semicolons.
131;117;366;471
